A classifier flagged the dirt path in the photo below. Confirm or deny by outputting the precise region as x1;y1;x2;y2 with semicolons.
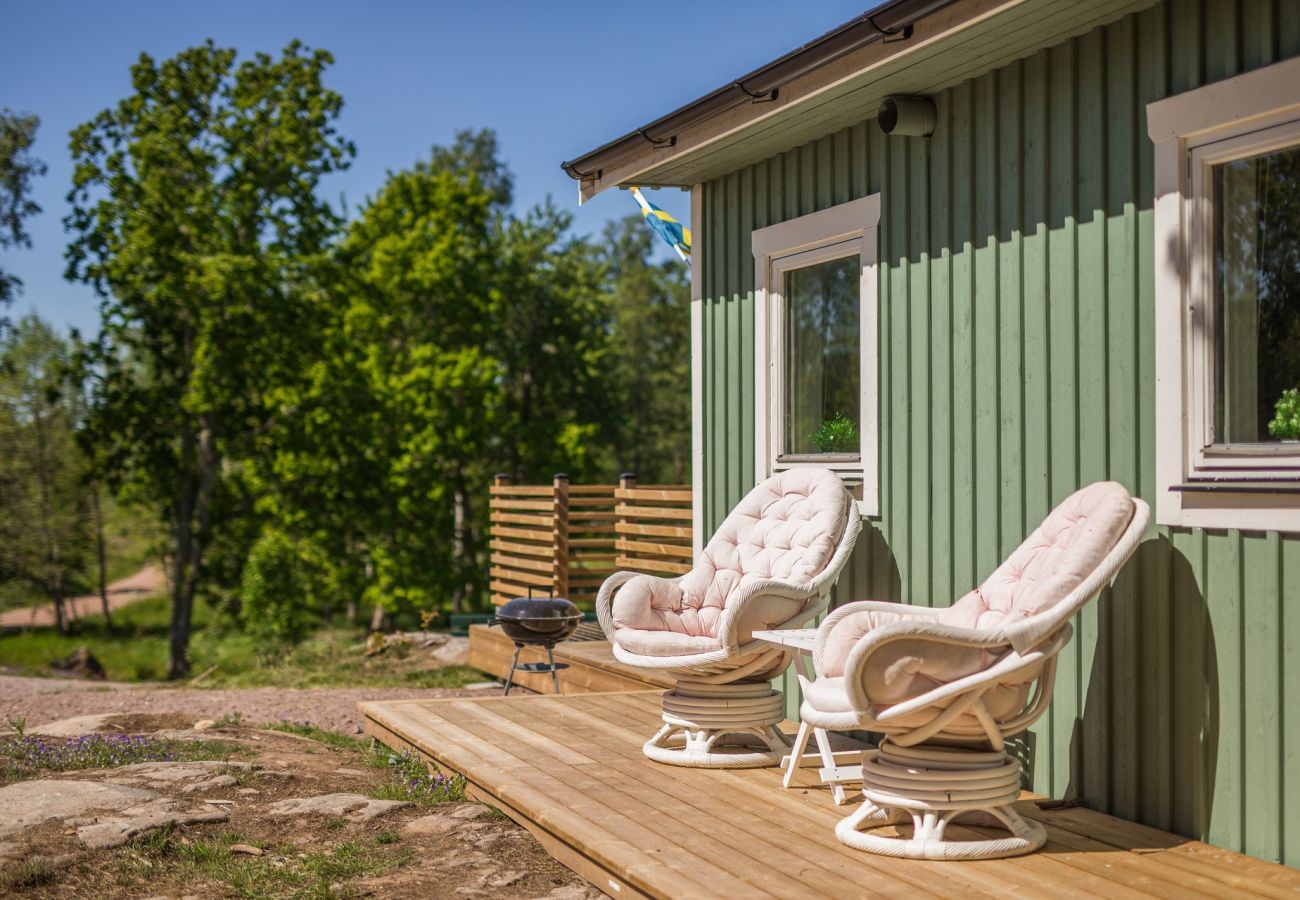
0;673;500;734
0;564;166;630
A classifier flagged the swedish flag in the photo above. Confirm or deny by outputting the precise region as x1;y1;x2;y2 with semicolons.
631;186;691;262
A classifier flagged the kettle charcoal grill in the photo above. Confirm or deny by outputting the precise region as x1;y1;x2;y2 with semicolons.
487;595;582;695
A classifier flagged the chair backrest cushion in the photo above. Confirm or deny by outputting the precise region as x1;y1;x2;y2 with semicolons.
654;469;852;639
942;481;1135;636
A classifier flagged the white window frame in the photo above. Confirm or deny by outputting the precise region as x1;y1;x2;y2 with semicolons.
1148;56;1300;531
752;194;880;517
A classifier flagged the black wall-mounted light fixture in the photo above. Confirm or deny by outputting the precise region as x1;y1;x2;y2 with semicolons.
878;96;937;137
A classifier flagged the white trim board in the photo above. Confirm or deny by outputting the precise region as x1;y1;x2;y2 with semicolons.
1146;56;1300;532
752;194;881;518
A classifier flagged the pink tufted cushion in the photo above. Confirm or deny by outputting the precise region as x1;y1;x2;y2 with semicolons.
611;469;852;647
941;481;1134;635
817;482;1135;714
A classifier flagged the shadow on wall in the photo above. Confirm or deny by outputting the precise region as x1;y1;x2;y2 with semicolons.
1068;534;1218;842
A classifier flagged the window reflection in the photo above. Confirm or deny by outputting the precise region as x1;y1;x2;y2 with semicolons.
784;256;860;455
1213;143;1300;443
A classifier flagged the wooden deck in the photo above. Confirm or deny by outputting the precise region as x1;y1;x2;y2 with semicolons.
360;692;1300;899
467;624;674;694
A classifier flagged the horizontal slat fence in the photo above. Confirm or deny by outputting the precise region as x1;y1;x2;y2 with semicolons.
488;473;692;606
614;476;694;576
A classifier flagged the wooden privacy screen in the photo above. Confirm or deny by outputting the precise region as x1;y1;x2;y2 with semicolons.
488;474;693;606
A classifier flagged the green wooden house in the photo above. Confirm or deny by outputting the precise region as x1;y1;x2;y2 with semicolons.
564;0;1300;867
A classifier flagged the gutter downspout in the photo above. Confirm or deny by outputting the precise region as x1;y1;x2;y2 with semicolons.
561;0;960;185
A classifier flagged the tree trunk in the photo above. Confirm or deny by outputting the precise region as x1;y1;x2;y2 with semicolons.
30;400;68;634
91;483;114;633
345;598;358;626
450;469;472;614
369;603;386;632
169;413;217;679
168;422;198;679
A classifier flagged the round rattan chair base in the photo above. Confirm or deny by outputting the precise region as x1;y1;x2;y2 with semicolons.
642;679;789;769
835;741;1047;860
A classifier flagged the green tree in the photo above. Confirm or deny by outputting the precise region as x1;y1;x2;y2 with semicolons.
0;314;92;631
0;110;46;309
601;214;691;483
65;41;354;676
252;135;615;621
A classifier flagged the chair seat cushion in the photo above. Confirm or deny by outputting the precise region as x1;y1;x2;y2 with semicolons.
613;627;722;658
801;676;855;713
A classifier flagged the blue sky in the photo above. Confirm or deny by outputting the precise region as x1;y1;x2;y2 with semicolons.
3;0;866;336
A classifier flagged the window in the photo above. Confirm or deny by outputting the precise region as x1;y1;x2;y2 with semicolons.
752;195;880;516
1148;56;1300;530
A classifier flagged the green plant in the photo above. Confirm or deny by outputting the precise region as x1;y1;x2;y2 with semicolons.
809;414;859;453
1268;388;1300;440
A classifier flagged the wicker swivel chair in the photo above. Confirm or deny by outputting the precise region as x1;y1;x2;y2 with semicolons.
796;481;1148;859
597;469;860;768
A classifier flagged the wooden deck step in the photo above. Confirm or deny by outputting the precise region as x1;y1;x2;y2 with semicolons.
467;624;675;694
360;692;1300;900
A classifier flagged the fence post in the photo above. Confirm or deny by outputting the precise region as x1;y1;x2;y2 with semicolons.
552;473;570;598
493;473;510;488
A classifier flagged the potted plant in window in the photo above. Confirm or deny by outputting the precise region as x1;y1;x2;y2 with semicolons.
1267;388;1300;441
809;413;859;453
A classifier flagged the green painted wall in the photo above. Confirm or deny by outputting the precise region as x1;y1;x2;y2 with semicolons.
697;0;1300;866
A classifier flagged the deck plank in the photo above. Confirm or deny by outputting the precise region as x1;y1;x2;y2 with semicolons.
360;692;1300;900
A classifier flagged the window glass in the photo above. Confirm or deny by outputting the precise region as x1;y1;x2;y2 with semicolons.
783;255;860;455
1213;142;1300;443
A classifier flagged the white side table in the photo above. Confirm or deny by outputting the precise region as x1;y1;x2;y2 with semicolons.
752;628;865;805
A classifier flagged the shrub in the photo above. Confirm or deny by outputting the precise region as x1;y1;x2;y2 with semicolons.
239;529;317;644
809;414;859;453
1268;388;1300;440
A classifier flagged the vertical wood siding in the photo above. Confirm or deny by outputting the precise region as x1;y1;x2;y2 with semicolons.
697;0;1300;865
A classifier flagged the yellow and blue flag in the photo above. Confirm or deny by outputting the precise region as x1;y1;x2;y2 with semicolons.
630;186;691;262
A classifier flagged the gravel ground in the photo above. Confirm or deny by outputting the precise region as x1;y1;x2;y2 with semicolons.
0;565;167;630
0;673;500;734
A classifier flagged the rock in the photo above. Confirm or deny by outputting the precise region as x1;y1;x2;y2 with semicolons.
485;869;527;889
448;803;491;821
180;774;237;793
29;713;116;737
266;793;411;822
106;761;250;785
228;843;263;856
192;719;217;731
50;646;106;680
429;635;469;666
403;813;459;836
76;799;229;849
237;788;260;796
334;767;366;776
536;886;604;900
0;841;19;861
0;780;158;837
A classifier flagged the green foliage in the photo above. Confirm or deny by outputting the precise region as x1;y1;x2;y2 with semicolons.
0;593;482;688
0;109;46;307
809;413;859;453
65;40;354;676
263;721;365;752
1267;388;1300;439
239;528;319;643
0;732;238;784
367;747;466;805
600;214;691;482
118;829;411;900
0;315;95;629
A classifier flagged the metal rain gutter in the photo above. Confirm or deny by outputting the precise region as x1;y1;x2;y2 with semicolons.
560;0;962;187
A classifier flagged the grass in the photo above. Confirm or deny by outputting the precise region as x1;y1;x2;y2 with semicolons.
0;593;484;689
263;723;466;807
116;827;413;899
0;858;56;891
0;732;240;785
262;722;367;752
366;745;465;806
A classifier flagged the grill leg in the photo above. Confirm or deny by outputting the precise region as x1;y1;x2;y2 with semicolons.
546;644;561;695
503;643;522;696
